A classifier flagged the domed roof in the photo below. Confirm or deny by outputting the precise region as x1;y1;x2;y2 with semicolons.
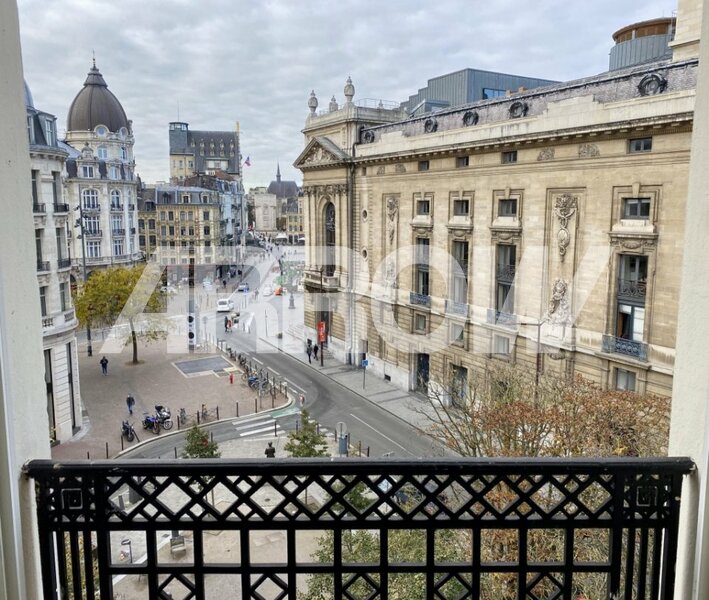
67;62;129;133
24;80;34;109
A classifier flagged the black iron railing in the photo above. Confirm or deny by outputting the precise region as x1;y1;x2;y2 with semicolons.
487;307;517;327
25;457;692;600
602;334;649;361
53;203;70;213
445;299;468;317
617;278;647;302
410;291;431;307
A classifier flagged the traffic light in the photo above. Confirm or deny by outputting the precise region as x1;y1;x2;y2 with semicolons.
187;313;195;347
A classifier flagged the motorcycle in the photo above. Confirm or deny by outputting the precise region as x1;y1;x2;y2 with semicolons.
121;420;137;442
154;405;173;430
142;413;161;434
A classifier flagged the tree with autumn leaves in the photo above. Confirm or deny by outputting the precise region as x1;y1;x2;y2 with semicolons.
73;265;166;364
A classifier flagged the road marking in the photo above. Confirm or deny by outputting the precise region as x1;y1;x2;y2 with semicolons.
231;415;273;426
235;419;274;431
240;425;282;437
348;413;412;455
271;370;280;376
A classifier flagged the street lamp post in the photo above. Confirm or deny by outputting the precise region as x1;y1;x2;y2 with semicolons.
76;203;93;357
319;266;325;368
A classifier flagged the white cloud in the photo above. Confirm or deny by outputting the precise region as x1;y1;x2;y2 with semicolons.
18;0;675;187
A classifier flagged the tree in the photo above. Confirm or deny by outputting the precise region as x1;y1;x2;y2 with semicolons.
284;409;328;457
73;265;166;364
182;425;221;458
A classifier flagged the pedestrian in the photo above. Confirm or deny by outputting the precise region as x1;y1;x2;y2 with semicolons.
306;345;312;364
224;315;229;333
126;393;135;415
227;318;232;332
222;279;227;289
313;344;319;360
100;356;108;375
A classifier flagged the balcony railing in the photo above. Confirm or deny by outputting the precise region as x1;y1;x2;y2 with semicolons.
82;204;100;212
64;308;75;322
410;291;431;307
487;307;517;327
53;202;70;213
41;316;53;328
57;257;72;269
111;228;126;236
85;256;105;264
496;264;516;283
602;334;649;361
36;259;50;272
617;278;647;301
32;202;46;213
445;299;468;317
110;204;124;212
85;229;102;237
25;457;692;600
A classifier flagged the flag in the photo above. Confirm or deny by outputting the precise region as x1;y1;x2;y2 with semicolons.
244;156;251;167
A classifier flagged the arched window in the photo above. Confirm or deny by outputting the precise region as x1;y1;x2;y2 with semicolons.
120;147;128;161
111;189;121;209
82;189;98;209
323;202;336;277
97;145;108;159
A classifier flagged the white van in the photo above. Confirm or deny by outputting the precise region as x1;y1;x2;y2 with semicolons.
217;298;234;312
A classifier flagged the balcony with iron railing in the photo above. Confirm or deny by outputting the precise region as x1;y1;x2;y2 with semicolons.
445;298;469;317
110;204;124;212
602;334;649;361
53;202;70;214
487;307;517;328
85;229;102;237
32;202;46;214
57;257;72;269
496;264;516;284
36;259;50;272
24;457;693;599
410;290;432;307
82;204;100;212
617;278;647;302
111;228;126;236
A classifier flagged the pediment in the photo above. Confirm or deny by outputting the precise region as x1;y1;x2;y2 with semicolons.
293;136;350;170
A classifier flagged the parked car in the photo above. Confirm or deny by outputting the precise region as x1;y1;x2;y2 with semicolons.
217;298;235;312
262;284;274;297
160;285;177;296
237;283;250;293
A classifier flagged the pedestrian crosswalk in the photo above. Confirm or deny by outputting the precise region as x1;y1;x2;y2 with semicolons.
232;414;284;441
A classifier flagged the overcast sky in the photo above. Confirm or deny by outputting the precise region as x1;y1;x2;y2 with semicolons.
18;0;674;189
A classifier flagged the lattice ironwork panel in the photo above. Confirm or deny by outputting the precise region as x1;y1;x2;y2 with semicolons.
26;457;692;599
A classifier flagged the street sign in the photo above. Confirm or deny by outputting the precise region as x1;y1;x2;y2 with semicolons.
361;359;368;367
318;321;326;343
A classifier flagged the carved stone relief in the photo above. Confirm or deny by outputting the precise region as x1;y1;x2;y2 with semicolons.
578;143;600;158
553;193;578;262
394;164;406;173
376;166;385;175
545;278;571;325
386;196;399;245
537;147;555;161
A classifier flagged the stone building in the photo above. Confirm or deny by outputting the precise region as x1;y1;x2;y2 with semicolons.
250;187;279;235
296;25;697;400
26;82;81;443
138;184;223;283
63;61;142;279
169;121;241;182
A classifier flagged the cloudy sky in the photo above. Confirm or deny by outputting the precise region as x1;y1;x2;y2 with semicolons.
18;0;673;188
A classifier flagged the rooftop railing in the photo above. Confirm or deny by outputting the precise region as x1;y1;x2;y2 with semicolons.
25;457;692;600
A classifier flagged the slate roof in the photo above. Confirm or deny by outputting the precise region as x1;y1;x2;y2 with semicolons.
67;63;129;132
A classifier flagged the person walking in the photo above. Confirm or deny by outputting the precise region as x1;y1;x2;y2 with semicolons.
313;344;319;360
224;315;229;333
100;356;108;375
126;393;135;415
306;344;312;364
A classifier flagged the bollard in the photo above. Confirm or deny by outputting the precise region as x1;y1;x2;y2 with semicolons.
236;402;239;418
274;421;277;437
105;442;109;459
120;436;124;451
367;446;370;457
197;411;200;425
229;373;234;385
216;406;219;420
87;451;90;460
177;416;181;430
254;398;257;413
316;423;320;435
296;420;299;433
211;432;214;443
174;447;177;459
358;440;362;456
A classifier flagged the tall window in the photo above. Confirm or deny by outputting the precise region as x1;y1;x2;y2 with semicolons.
86;241;101;258
451;240;469;303
120;147;128;160
35;230;43;262
450;365;468;406
59;283;69;312
113;239;124;256
416;194;431;216
203;211;209;220
111;189;121;209
55;228;65;260
82;189;99;209
39;286;48;316
31;169;39;203
44;118;56;146
495;245;516;314
52;171;60;204
324;202;336;277
84;216;100;234
616;254;648;342
623;197;651;219
414;237;430;296
97;145;108;159
616;369;637;391
111;215;123;232
82;165;94;178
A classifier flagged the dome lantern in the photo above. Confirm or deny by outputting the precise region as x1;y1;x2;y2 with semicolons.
308;90;318;114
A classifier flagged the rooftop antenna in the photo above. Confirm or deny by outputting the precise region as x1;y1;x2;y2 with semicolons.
92;49;96;68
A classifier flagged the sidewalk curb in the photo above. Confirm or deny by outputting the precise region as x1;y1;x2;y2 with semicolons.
115;396;294;459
